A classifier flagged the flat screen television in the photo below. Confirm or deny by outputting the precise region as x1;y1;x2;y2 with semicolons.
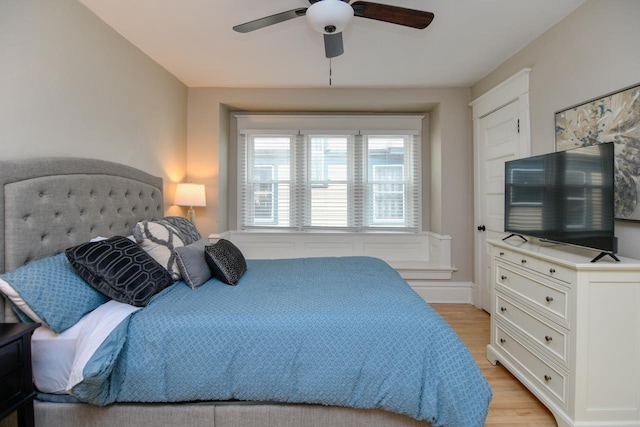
504;142;617;261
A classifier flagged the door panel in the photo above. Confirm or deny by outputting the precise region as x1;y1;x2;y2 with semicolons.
477;101;521;311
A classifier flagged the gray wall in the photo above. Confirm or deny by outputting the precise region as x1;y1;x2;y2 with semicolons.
0;0;188;214
472;0;640;259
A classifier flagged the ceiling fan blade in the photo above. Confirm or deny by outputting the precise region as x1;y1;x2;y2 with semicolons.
351;1;434;29
324;33;344;58
233;8;307;33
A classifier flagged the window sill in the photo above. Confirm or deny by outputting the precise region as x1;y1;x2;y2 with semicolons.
210;230;453;278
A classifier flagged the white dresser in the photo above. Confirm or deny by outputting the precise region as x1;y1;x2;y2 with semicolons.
486;239;640;427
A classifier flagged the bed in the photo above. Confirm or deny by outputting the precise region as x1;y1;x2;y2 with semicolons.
0;157;491;427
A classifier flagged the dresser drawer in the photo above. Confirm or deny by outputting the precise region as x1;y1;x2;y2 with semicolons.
0;369;23;402
0;339;22;377
495;325;567;405
0;338;24;403
0;323;39;427
495;248;540;271
496;263;569;325
495;293;568;364
539;259;575;284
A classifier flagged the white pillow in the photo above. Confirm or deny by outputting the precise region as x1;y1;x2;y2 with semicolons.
0;277;45;324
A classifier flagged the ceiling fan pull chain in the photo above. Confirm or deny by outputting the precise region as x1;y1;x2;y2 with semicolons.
329;57;332;86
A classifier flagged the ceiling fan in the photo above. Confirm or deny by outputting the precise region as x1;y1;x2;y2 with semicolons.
233;0;434;58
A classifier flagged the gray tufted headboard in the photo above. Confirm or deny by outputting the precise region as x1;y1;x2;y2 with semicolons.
0;157;164;321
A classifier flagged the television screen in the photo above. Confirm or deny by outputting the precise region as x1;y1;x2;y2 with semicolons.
504;142;616;253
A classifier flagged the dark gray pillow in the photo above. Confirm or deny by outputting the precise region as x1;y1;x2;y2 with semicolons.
204;239;247;285
175;239;211;289
66;236;174;307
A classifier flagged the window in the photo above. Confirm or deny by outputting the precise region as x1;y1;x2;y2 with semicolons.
253;165;275;223
373;164;405;223
308;136;349;227
237;115;422;232
242;136;292;227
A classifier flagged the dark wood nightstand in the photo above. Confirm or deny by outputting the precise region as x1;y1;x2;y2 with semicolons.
0;323;40;427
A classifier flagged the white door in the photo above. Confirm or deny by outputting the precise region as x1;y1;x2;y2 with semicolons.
476;100;522;311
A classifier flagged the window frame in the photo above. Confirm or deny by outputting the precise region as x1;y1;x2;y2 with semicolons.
236;114;423;233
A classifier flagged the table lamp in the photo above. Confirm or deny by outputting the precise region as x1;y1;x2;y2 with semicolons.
174;183;206;224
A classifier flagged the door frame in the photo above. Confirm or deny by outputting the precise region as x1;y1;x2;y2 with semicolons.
470;68;532;309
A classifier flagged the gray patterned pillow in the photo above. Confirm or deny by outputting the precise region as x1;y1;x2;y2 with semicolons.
133;220;185;280
66;236;174;307
204;239;247;285
158;216;202;245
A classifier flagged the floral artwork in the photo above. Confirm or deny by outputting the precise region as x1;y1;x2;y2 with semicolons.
555;84;640;220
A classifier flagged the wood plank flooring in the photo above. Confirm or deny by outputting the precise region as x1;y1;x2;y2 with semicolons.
431;303;557;427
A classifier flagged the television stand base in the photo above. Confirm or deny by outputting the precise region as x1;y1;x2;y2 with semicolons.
502;233;528;242
591;251;620;263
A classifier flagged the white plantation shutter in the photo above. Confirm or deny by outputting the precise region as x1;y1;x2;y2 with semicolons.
351;134;365;229
237;115;421;232
293;132;306;230
238;133;250;227
408;134;420;231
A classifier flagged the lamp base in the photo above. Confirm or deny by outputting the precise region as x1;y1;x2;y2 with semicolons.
187;207;196;224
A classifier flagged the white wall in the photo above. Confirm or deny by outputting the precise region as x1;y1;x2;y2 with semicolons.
472;0;640;259
0;0;188;214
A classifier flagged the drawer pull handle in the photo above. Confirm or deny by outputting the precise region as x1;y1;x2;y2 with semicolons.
521;259;527;264
549;268;556;274
545;296;554;303
545;335;553;342
501;275;507;280
544;375;552;382
499;251;505;256
499;338;506;344
500;307;507;312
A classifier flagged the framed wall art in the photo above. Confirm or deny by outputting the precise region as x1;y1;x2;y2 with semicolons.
555;83;640;220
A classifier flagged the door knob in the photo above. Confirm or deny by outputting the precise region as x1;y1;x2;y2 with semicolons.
477;225;486;232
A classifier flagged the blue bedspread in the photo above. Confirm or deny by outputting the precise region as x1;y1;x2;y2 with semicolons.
74;257;491;426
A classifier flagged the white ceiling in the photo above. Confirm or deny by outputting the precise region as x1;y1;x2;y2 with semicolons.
78;0;586;88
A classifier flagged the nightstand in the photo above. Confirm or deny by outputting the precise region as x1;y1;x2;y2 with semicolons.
0;323;40;427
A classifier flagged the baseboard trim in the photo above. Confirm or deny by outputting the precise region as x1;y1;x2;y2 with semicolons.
409;281;473;304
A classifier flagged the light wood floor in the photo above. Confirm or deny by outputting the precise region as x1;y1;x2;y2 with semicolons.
431;303;557;427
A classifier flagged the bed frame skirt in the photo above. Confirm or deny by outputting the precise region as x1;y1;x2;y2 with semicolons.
0;401;431;427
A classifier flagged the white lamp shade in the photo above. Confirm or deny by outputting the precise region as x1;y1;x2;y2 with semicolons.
174;183;206;207
306;0;354;34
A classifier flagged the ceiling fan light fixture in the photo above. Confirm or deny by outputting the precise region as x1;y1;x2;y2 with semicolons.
306;0;354;34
